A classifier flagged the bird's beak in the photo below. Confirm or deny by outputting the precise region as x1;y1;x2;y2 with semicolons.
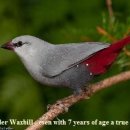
1;42;14;50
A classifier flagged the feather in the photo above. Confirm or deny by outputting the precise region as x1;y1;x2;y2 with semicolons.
40;42;109;77
83;36;130;75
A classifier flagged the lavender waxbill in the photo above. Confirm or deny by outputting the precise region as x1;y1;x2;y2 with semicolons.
1;35;130;94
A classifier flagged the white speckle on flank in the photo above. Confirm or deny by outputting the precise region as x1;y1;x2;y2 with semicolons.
90;73;92;76
86;64;89;66
77;65;79;67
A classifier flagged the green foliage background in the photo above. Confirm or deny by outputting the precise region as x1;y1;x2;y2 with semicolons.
0;0;130;130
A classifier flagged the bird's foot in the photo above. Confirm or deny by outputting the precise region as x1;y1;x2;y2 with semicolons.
83;85;93;99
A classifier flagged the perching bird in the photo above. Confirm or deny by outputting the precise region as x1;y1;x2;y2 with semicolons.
1;35;130;94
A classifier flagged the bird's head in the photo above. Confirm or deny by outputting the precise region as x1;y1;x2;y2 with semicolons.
1;35;47;58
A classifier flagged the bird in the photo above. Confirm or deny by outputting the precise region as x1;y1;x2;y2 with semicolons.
1;35;130;94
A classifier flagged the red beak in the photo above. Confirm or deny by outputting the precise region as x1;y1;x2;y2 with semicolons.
1;42;14;50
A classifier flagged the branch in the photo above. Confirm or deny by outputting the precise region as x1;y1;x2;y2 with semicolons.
106;0;115;28
26;71;130;130
106;0;114;19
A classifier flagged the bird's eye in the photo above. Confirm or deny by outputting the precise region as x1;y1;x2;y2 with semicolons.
14;41;23;47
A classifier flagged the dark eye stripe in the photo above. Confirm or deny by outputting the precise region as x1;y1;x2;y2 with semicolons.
14;41;23;47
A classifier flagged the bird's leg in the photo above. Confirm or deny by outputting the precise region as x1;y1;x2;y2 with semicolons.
84;84;93;98
72;87;83;95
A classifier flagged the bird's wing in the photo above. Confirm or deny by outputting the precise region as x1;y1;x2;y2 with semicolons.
40;42;110;77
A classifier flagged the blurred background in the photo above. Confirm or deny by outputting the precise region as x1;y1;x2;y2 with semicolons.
0;0;130;130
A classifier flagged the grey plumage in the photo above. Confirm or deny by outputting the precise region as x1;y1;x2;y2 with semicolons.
40;42;109;77
2;35;110;94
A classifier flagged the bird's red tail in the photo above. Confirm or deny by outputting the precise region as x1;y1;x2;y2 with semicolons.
83;36;130;75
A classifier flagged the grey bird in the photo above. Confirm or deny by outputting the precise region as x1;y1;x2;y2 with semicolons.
1;35;111;94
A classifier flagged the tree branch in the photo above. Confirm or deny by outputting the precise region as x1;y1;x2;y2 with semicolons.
26;71;130;130
106;0;114;19
106;0;115;28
